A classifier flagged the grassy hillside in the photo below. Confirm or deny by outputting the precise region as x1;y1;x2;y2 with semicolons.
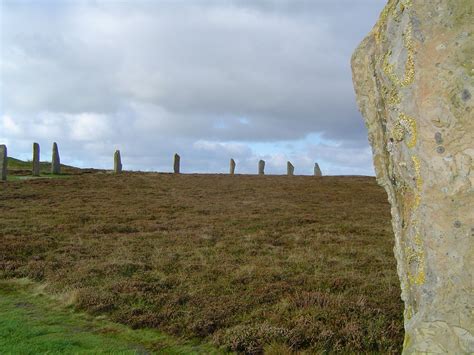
0;173;403;353
6;157;101;178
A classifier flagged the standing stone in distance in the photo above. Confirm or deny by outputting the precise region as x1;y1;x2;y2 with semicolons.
230;158;236;175
287;161;294;176
114;150;122;174
258;160;265;175
32;142;40;176
352;0;473;353
314;163;322;177
51;142;61;175
174;154;180;174
0;145;7;181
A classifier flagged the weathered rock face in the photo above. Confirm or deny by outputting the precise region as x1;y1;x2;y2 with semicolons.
174;154;180;174
32;143;40;176
287;161;294;176
51;142;61;174
258;160;265;175
314;163;322;177
114;150;122;174
0;145;7;181
352;1;473;353
230;158;236;175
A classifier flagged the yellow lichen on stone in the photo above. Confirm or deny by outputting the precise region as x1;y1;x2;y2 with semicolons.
412;156;422;191
399;113;417;148
373;0;397;44
392;122;405;141
406;233;426;286
382;23;415;88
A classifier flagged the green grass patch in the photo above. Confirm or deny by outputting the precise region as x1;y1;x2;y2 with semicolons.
0;279;221;354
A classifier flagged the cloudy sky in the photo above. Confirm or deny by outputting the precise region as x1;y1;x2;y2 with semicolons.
1;0;386;175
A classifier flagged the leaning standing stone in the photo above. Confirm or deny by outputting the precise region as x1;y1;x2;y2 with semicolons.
314;163;322;176
258;160;265;175
174;154;180;174
287;161;295;176
0;145;7;181
114;150;122;174
51;142;61;174
32;142;40;176
230;158;236;175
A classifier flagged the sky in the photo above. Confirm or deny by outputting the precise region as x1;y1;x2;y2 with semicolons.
0;0;386;175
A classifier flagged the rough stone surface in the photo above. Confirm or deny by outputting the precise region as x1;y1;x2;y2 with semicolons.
314;163;322;177
114;150;122;174
32;143;40;176
287;161;294;176
258;160;265;175
0;145;7;181
174;154;180;174
352;1;473;353
51;142;61;175
230;158;236;175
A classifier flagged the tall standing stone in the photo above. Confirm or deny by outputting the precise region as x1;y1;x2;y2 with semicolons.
32;143;40;176
352;1;473;353
51;142;61;175
230;158;236;175
287;161;294;176
258;160;265;175
174;154;180;174
114;150;122;174
0;145;7;181
314;163;322;177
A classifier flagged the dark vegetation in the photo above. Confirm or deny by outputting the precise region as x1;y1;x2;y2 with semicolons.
0;162;403;353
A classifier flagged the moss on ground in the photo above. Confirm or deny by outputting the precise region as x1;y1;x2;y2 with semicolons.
0;279;221;354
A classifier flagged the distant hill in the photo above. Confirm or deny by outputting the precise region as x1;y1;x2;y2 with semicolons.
6;157;102;176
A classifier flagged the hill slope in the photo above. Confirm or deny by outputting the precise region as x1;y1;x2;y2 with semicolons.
0;173;403;353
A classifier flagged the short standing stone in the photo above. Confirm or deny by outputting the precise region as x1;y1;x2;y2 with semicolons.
258;160;265;175
287;161;295;176
51;142;61;174
114;150;122;174
314;163;322;176
230;158;236;175
174;154;180;174
32;143;40;176
0;145;7;181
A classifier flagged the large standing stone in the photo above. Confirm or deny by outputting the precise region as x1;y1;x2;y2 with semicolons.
352;1;473;353
230;158;236;175
314;163;322;177
258;160;265;175
287;161;294;176
0;145;7;181
51;142;61;175
174;154;180;174
32;143;40;176
114;150;122;174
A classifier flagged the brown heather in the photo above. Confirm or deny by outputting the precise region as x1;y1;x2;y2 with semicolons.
0;172;403;353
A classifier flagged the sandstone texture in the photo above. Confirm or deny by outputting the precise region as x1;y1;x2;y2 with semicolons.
258;160;265;175
0;145;7;181
352;0;473;353
114;150;122;174
287;161;294;176
51;142;61;174
314;163;322;177
230;158;236;175
174;154;180;174
32;143;40;176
